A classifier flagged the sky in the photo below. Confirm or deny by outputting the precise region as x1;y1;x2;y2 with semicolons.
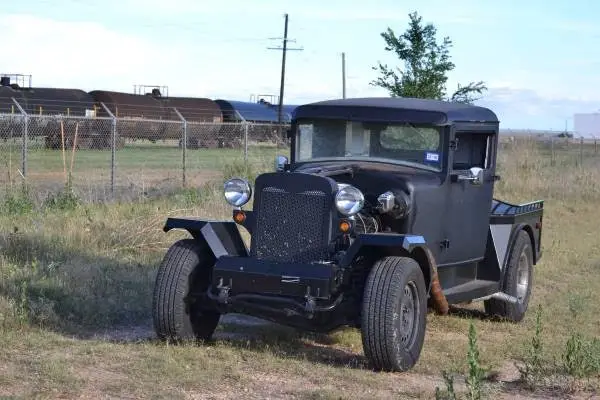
1;0;599;132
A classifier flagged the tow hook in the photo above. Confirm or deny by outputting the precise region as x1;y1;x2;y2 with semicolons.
216;278;231;304
304;287;316;318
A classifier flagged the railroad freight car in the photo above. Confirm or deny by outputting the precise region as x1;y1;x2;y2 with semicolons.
0;81;104;149
159;96;223;149
0;85;25;141
215;99;297;146
88;90;167;146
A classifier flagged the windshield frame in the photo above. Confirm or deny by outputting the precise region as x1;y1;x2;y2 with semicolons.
290;118;450;173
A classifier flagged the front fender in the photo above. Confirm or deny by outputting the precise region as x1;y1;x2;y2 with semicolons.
338;233;437;293
339;233;427;267
163;217;249;258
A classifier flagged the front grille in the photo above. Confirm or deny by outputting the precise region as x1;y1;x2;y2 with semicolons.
251;185;332;263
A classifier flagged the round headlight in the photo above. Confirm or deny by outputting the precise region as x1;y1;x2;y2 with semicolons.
335;184;365;216
224;178;252;207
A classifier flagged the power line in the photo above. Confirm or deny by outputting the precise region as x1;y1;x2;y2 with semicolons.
267;13;303;125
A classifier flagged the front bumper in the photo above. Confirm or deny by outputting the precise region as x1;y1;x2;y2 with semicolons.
208;255;344;317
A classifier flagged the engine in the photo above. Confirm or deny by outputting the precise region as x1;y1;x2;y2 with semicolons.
353;212;381;234
348;189;411;235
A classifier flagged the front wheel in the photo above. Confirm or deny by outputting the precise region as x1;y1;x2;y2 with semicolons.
361;256;427;372
152;239;221;342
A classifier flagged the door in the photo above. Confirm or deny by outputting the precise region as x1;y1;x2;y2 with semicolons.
439;128;497;266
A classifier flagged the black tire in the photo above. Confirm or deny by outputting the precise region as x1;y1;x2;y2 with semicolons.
152;239;221;342
484;230;533;322
361;256;427;372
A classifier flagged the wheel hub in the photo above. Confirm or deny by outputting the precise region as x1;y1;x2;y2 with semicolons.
400;281;419;347
516;249;530;300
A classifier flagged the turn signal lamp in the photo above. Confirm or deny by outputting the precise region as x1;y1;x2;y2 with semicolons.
233;210;246;224
339;219;352;233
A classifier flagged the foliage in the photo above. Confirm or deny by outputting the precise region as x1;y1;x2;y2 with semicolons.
465;322;487;399
562;333;600;378
371;11;487;104
516;305;546;389
2;184;35;216
43;173;80;212
435;320;487;400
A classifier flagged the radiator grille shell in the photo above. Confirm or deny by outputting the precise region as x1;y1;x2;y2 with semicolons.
250;172;336;263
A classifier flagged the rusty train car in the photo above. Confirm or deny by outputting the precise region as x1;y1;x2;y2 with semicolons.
0;83;106;149
0;76;298;150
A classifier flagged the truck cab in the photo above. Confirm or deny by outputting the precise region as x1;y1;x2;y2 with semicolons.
152;97;544;373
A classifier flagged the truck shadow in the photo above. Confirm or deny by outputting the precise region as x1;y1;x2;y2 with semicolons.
0;232;369;370
0;232;505;371
446;305;491;320
210;318;369;370
446;304;513;322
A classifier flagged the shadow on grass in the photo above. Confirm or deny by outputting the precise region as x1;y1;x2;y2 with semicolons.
0;231;524;373
0;231;156;337
0;232;370;370
212;320;369;370
445;304;515;323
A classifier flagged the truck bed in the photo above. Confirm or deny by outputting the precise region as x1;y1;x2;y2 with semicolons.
490;198;544;225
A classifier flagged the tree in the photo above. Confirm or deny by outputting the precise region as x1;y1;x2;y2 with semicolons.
371;11;487;104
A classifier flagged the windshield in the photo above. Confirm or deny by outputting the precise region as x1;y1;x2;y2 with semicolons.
295;119;444;171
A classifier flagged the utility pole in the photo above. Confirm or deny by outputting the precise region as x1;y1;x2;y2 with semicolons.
268;13;303;126
342;52;346;99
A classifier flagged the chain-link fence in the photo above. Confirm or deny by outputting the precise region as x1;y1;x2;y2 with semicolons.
0;98;291;203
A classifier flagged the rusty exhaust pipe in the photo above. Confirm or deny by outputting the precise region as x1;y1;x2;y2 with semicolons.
424;248;449;315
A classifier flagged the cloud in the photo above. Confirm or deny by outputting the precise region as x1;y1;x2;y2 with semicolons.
0;13;279;100
476;87;600;133
0;14;189;91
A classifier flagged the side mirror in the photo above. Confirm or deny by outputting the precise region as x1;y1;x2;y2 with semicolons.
458;167;484;185
275;155;289;172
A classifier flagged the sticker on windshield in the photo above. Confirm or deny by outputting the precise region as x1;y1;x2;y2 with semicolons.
425;152;439;162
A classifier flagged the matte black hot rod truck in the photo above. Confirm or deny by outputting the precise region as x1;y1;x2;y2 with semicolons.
152;97;544;372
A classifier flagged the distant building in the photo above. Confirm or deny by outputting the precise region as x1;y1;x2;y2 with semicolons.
574;112;600;138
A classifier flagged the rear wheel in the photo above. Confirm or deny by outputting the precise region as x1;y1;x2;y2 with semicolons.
484;230;533;322
361;256;427;372
152;239;221;342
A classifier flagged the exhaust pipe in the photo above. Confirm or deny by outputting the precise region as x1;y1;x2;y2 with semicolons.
489;292;520;304
423;247;449;315
472;292;520;304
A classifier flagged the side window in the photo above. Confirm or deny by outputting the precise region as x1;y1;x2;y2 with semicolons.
452;132;493;170
379;125;440;151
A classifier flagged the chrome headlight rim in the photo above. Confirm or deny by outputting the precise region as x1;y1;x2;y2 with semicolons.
223;177;252;207
335;184;365;216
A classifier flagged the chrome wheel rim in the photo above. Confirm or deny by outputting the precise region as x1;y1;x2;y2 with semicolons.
400;281;420;347
516;247;530;301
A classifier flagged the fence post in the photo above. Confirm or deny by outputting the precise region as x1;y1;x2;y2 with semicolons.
244;122;249;162
12;98;28;179
173;107;187;187
100;102;117;194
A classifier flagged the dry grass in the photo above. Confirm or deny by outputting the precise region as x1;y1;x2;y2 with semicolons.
0;137;598;399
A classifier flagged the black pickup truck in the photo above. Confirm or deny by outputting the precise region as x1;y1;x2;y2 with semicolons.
152;97;544;372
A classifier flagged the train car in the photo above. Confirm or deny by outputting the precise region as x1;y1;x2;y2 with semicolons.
0;85;26;141
159;96;223;148
19;87;95;117
89;90;168;143
215;99;298;146
0;85;26;114
0;83;100;149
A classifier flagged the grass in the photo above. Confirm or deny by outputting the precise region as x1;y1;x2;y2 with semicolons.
0;136;599;399
0;138;287;203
